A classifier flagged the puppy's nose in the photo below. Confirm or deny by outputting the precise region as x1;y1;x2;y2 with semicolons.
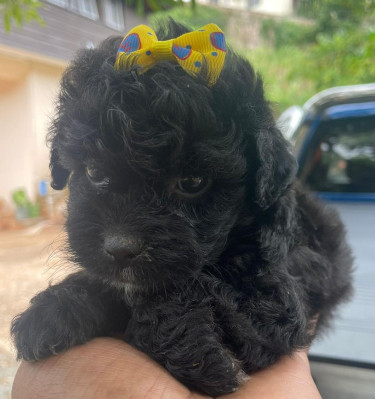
104;235;142;260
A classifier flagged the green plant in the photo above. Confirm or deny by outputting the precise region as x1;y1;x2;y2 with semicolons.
12;189;40;218
255;0;375;112
149;4;227;31
0;0;44;32
125;0;180;16
241;46;316;113
261;19;316;48
307;29;375;89
297;0;375;35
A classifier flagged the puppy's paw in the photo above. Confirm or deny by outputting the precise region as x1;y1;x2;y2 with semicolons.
12;306;66;361
186;347;244;396
157;334;243;396
11;285;106;361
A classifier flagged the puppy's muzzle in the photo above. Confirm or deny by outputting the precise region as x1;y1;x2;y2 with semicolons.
104;235;143;261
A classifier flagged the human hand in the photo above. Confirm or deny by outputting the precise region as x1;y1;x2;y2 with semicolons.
12;337;321;399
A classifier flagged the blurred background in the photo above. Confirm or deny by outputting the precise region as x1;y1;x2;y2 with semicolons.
0;1;374;398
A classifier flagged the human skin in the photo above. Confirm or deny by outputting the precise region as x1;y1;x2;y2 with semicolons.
12;337;321;399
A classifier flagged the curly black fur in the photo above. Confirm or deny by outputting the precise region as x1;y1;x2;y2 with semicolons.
12;20;353;396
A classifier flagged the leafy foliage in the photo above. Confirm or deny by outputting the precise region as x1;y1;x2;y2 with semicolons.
261;19;316;48
263;0;375;46
297;0;375;34
149;4;227;31
308;29;375;89
0;0;44;32
243;46;316;114
124;0;180;16
254;0;375;111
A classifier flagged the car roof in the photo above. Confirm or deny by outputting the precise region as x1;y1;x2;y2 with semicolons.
303;83;375;116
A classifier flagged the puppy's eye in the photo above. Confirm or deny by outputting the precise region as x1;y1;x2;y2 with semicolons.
175;177;211;197
86;166;109;187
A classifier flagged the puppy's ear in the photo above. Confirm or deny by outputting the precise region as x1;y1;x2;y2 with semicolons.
255;126;297;209
50;148;70;190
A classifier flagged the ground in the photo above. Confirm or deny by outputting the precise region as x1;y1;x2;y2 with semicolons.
0;224;67;399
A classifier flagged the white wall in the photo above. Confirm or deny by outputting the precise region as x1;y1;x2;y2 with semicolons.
28;62;64;183
198;0;294;15
252;0;294;15
0;54;64;206
0;77;34;205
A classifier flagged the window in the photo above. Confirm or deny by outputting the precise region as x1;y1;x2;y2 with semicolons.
102;0;125;31
301;116;375;193
248;0;260;8
46;0;99;20
70;0;99;20
47;0;68;6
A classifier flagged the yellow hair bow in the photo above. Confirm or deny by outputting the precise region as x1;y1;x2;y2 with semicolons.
115;24;227;86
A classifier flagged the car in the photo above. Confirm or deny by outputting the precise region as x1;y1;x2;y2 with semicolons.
278;84;375;396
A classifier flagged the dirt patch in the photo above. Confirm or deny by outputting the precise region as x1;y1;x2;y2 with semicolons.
0;224;69;399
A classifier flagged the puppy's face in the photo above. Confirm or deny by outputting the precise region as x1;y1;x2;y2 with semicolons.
50;32;296;299
63;69;248;295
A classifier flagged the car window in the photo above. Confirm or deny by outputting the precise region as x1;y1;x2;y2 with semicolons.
301;115;375;193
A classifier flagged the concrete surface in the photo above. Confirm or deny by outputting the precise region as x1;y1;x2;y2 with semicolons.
311;361;375;399
0;224;67;399
310;203;375;365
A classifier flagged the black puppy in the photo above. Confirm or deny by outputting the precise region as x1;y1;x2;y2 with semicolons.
12;21;353;396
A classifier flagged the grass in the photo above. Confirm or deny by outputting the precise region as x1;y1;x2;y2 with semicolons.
239;45;316;114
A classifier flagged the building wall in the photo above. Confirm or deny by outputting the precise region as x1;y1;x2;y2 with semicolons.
198;0;294;15
28;62;65;182
0;1;145;63
0;71;34;204
252;0;293;15
0;50;64;204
